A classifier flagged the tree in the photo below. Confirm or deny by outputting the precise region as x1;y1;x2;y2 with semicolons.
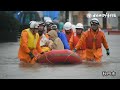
0;11;22;42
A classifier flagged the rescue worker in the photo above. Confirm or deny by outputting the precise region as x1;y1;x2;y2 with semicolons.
73;18;110;62
47;30;64;50
37;21;51;52
69;23;86;60
37;21;46;36
45;19;54;33
18;21;43;64
63;22;74;42
50;24;70;50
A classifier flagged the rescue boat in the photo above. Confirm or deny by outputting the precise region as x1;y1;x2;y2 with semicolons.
37;50;82;64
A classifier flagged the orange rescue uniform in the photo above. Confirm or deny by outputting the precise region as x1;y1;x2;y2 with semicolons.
18;28;43;64
62;29;74;42
69;32;86;60
75;28;109;62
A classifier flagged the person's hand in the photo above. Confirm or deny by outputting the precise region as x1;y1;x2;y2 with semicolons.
72;49;77;52
106;49;110;56
30;57;37;64
45;40;51;46
48;40;54;49
28;52;35;59
40;52;44;54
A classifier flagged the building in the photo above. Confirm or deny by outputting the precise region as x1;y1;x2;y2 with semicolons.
67;11;120;30
36;11;120;30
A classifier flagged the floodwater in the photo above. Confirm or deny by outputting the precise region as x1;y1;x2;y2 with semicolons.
0;33;120;79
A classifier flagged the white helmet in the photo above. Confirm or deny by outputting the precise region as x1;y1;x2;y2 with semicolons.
72;24;76;32
51;25;57;30
72;25;76;29
75;23;84;29
63;22;72;30
30;21;39;29
45;19;53;23
44;17;52;22
29;21;36;25
90;18;99;24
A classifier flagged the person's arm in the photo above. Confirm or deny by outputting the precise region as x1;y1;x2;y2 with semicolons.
69;35;74;50
47;40;54;49
60;33;70;49
74;34;86;51
52;42;57;49
20;31;30;53
20;31;35;59
102;33;109;49
48;40;57;50
36;38;43;53
102;32;110;55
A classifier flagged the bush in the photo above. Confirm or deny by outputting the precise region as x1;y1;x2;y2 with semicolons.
0;11;21;32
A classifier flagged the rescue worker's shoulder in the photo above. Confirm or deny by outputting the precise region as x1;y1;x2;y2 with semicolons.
21;28;30;33
55;37;61;42
82;30;88;37
98;28;105;35
21;29;29;36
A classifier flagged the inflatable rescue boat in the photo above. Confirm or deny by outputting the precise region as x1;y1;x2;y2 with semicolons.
37;50;82;64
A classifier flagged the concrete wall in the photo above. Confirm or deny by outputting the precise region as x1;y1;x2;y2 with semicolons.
107;11;120;29
69;11;120;29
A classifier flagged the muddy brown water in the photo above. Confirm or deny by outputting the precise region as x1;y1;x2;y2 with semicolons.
0;33;120;79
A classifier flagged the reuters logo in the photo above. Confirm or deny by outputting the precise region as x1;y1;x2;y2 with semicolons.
86;13;92;18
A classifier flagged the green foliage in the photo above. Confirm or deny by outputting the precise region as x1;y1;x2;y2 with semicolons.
0;11;21;32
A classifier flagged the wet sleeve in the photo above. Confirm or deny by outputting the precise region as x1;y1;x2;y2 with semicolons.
36;38;43;53
102;33;109;49
69;35;74;50
21;31;30;53
60;33;70;50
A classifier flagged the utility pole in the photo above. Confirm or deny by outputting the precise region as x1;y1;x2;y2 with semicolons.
103;11;107;29
65;11;69;22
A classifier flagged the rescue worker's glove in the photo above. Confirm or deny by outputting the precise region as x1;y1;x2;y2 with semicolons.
28;52;35;59
73;48;77;52
106;49;110;56
40;52;44;54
